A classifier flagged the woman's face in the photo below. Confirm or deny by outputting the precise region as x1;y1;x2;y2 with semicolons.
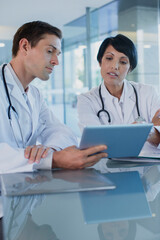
100;45;131;89
100;221;129;240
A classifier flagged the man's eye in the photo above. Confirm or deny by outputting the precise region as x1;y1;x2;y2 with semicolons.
48;50;52;53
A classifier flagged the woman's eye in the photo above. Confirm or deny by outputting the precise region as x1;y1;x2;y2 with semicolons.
106;57;112;60
121;61;127;65
48;50;52;53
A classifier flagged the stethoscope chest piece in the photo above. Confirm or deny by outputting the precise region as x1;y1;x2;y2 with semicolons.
97;84;111;123
97;83;145;124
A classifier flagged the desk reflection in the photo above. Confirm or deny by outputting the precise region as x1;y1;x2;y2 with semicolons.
97;165;160;240
98;221;136;240
3;194;59;240
2;165;160;240
1;168;114;196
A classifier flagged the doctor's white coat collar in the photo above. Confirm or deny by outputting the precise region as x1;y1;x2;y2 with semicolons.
4;64;35;115
100;79;137;123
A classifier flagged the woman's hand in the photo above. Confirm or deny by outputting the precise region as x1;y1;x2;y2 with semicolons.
152;109;160;126
147;128;160;147
147;110;160;146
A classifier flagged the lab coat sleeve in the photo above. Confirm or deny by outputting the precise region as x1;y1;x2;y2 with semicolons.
0;143;53;174
148;85;160;119
0;143;34;173
77;93;102;132
36;92;78;149
134;83;160;150
145;85;160;131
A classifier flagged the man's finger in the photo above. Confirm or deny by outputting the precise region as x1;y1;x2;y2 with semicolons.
78;152;107;168
27;145;42;163
41;147;51;158
24;146;33;158
34;147;47;163
85;152;107;164
82;145;107;156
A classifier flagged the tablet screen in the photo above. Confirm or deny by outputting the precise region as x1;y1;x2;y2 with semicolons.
79;124;153;158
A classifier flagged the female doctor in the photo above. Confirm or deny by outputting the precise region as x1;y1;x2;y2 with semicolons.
77;34;160;146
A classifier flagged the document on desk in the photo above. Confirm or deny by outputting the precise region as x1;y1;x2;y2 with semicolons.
139;142;160;160
80;171;152;224
110;142;160;163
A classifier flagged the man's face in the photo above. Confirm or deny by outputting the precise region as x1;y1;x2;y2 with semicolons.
25;34;61;81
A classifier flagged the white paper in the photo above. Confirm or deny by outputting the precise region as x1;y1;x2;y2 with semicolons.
111;142;160;162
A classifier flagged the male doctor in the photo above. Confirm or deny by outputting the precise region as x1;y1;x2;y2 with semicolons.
0;20;108;239
0;21;107;174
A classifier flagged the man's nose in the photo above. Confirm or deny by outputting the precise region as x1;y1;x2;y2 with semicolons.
51;55;59;66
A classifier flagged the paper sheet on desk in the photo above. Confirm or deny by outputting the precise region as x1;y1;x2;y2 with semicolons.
139;142;160;160
111;142;160;162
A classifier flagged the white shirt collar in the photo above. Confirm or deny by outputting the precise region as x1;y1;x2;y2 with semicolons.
7;63;29;94
101;80;126;103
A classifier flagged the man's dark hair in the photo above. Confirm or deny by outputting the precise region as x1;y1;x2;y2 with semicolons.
97;34;137;71
12;21;62;57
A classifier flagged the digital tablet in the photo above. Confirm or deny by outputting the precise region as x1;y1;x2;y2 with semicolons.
1;169;116;196
79;124;153;158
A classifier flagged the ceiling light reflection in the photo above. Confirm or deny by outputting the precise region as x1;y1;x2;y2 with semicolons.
0;43;5;47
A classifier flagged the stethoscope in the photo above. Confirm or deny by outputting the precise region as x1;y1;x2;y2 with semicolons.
2;64;25;148
97;83;146;123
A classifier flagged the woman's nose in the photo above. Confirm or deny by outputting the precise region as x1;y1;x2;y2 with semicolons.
112;61;119;70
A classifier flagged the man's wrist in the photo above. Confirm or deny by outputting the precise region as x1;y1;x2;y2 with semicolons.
52;151;59;169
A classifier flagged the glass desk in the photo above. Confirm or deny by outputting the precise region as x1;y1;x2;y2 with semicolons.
1;165;160;240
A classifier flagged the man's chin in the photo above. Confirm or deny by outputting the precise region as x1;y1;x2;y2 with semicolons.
39;75;50;81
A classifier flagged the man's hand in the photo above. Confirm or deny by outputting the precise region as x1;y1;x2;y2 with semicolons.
24;145;52;163
52;145;107;169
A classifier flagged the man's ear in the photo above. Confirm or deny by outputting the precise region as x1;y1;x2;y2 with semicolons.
19;38;30;55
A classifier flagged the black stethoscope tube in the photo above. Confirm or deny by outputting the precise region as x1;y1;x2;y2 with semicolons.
2;64;18;119
97;85;111;123
2;64;25;147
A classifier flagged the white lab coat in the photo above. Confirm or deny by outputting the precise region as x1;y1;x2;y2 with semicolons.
0;64;78;174
77;79;160;131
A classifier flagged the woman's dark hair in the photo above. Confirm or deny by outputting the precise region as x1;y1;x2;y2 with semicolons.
97;34;137;71
12;21;62;57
